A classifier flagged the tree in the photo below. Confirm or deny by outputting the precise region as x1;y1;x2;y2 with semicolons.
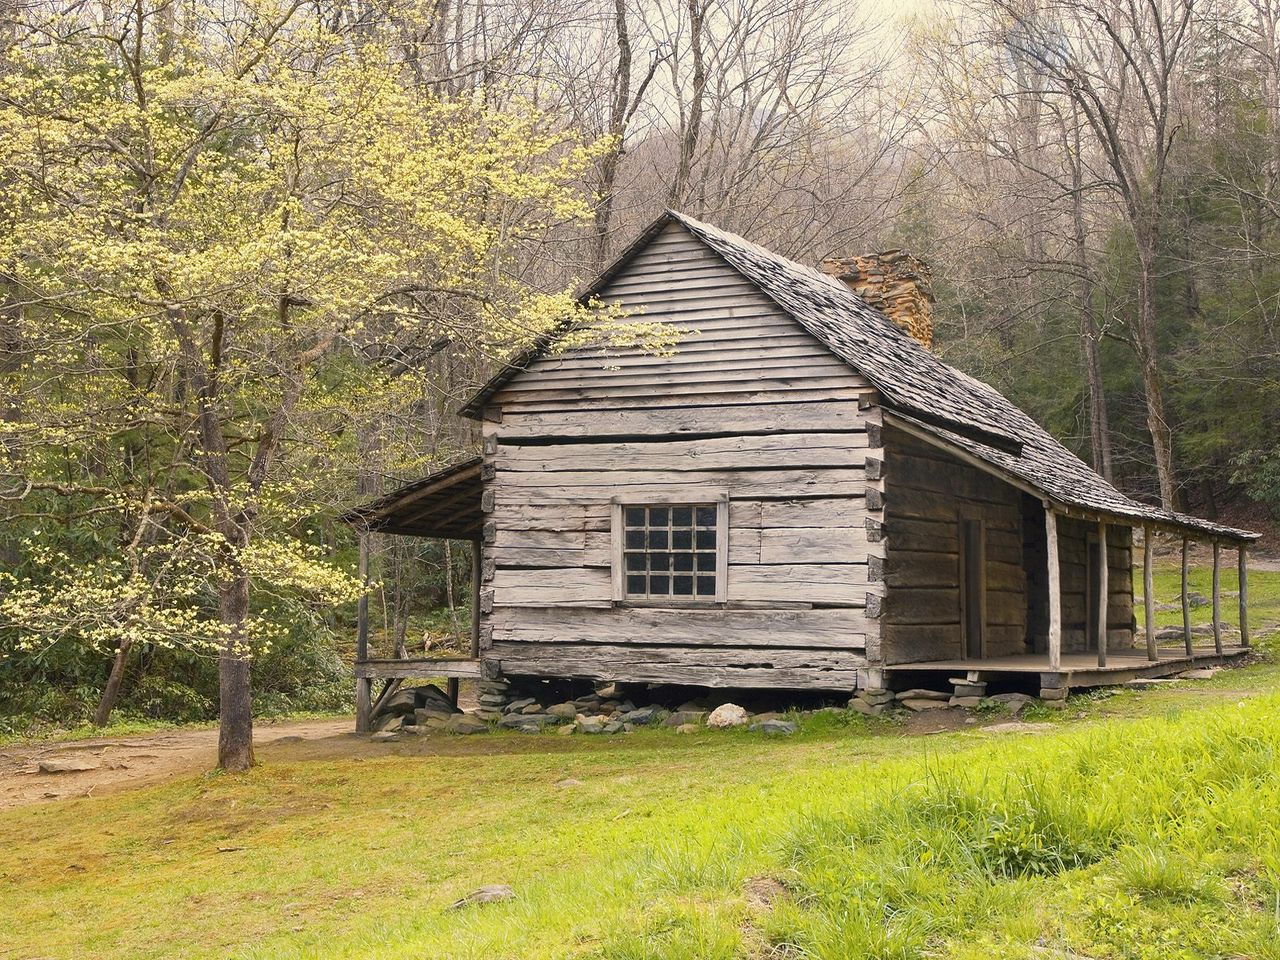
996;0;1198;509
0;0;609;768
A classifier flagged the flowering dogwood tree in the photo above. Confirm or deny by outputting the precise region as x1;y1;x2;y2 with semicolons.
0;1;643;768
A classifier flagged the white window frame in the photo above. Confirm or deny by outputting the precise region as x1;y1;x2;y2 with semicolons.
610;492;729;606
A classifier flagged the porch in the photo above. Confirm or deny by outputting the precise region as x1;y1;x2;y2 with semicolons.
339;457;485;732
883;645;1251;691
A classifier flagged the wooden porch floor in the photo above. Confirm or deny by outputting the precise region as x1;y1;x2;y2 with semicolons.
884;645;1251;687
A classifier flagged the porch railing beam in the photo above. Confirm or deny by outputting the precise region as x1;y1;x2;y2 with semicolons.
1181;537;1193;656
1045;505;1062;671
1239;545;1250;648
1096;521;1108;668
1212;541;1223;655
355;531;373;733
470;538;482;659
1143;525;1156;661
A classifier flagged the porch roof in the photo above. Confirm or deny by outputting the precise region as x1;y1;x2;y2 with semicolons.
339;457;483;540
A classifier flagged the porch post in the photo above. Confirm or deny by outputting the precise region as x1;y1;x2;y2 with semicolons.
355;532;373;733
1045;505;1062;671
470;538;482;659
1239;544;1250;648
1181;537;1193;656
1096;520;1108;667
1143;526;1156;661
1212;541;1223;655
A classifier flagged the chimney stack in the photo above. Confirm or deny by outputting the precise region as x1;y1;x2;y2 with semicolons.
820;250;934;350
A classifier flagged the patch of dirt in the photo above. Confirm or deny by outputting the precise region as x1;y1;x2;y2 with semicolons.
743;876;789;908
0;718;354;809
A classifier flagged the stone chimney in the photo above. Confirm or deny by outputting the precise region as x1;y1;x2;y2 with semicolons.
820;250;934;350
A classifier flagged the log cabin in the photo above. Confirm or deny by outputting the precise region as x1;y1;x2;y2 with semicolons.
344;211;1259;726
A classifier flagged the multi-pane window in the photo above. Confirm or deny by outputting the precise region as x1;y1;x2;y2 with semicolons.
622;504;719;599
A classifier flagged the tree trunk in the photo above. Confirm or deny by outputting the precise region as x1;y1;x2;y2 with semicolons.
593;0;633;265
1135;242;1178;509
93;638;133;726
1068;111;1113;481
670;0;706;206
217;572;254;772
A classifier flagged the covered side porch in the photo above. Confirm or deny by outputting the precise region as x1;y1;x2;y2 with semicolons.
340;457;487;732
874;416;1259;701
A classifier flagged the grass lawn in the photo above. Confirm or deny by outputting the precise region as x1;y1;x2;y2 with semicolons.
1138;563;1280;633
4;644;1280;959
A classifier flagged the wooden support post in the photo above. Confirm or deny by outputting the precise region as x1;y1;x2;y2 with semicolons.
446;677;460;706
1212;541;1223;655
1239;544;1250;649
1143;526;1156;661
1181;537;1193;657
1046;506;1061;671
1096;521;1108;668
470;538;482;659
355;532;373;734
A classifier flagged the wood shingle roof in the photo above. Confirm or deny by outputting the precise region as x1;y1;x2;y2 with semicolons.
462;210;1258;543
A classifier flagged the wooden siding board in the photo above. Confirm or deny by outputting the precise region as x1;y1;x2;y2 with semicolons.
483;220;879;686
489;641;865;689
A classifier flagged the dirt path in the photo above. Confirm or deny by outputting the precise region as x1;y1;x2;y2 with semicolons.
0;717;359;809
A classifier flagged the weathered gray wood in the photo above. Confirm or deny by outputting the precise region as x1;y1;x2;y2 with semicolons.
470;539;482;659
1239;545;1250;648
727;563;869;605
1143;526;1156;661
495;467;867;500
485;400;866;439
1047;508;1062;670
488;606;871;648
490;641;865;689
1182;537;1193;656
494;433;870;473
525;350;856;383
1212;541;1223;655
355;658;483;679
1096;521;1108;667
730;498;868;530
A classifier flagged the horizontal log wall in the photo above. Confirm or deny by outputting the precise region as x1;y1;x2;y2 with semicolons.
478;221;876;689
1055;515;1136;651
881;427;1028;663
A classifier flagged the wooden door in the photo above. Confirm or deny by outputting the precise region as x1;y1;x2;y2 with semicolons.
960;517;986;659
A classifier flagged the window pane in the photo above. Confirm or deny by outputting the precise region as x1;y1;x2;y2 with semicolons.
621;503;720;601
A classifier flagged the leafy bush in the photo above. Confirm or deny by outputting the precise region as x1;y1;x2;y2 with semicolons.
123;677;214;722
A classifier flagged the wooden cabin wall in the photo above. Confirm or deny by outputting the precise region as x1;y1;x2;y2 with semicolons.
476;221;879;690
1054;516;1136;651
881;427;1028;664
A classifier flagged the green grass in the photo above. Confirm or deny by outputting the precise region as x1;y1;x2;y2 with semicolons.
4;656;1280;959
1138;565;1280;632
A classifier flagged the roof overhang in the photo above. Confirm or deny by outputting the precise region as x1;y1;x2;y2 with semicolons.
339;457;483;540
884;412;1260;544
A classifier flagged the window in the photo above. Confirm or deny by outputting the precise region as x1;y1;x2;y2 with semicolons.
614;501;726;603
